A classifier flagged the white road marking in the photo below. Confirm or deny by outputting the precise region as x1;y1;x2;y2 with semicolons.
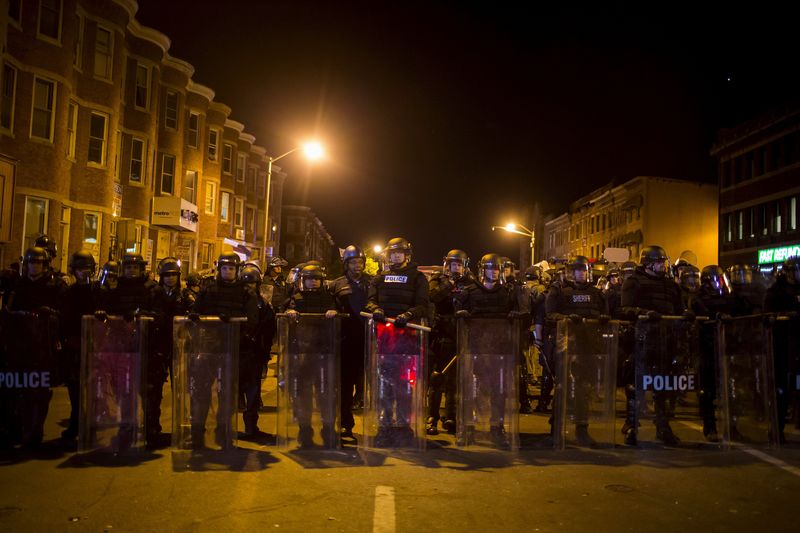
680;421;800;478
373;485;396;533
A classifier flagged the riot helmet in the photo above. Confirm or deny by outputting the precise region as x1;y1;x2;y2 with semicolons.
639;245;669;278
500;257;515;280
679;264;701;294
701;265;731;296
783;256;800;285
342;245;366;265
121;252;147;279
566;256;592;285
385;237;412;269
478;253;504;285
287;263;305;288
216;252;242;282
728;264;753;286
299;264;326;291
100;260;120;288
157;257;181;288
524;265;542;282
185;271;202;289
69;249;96;282
607;268;621;286
443;249;469;279
34;234;57;261
239;263;263;285
23;246;50;279
268;256;288;277
621;261;637;280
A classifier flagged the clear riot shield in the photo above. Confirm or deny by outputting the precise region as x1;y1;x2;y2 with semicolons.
277;314;340;450
553;318;619;449
0;311;59;447
79;316;150;453
456;317;519;450
363;318;427;450
634;317;702;444
718;315;779;447
172;317;241;451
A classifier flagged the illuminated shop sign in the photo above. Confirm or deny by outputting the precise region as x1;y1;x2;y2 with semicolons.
758;244;800;264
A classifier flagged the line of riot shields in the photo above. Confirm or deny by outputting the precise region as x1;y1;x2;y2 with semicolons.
3;310;793;455
552;314;791;449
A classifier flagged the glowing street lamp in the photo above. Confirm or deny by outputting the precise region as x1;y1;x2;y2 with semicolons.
492;221;536;265
373;244;383;254
262;140;325;264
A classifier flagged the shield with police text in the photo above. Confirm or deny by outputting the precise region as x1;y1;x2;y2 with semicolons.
172;317;241;451
456;317;520;450
634;317;702;444
79;316;150;454
553;318;619;449
277;314;341;450
718;315;779;447
363;319;427;450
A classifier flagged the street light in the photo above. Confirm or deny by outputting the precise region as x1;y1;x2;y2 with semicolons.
262;141;325;264
492;221;535;265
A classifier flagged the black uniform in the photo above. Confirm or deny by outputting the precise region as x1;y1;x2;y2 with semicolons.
265;274;290;312
331;271;372;433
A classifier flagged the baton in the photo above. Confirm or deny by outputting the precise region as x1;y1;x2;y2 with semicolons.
360;311;432;332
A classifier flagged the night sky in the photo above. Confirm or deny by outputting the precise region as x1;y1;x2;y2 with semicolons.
135;1;800;265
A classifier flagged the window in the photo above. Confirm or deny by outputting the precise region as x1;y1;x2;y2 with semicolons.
200;242;215;270
257;172;266;198
94;26;113;80
130;137;144;183
183;170;197;205
160;154;175;195
761;205;768;236
247;167;256;194
134;64;149;109
790;197;797;231
246;207;255;235
220;191;230;222
164;91;178;129
749;208;755;238
73;13;83;68
204;181;217;214
775;201;782;234
9;0;21;23
31;77;55;141
66;101;77;158
234;197;244;227
187;112;199;148
737;210;743;240
726;213;732;242
23;197;48;253
1;64;17;131
236;153;246;181
38;0;61;41
285;243;295;259
223;144;233;174
208;129;218;160
83;212;100;244
87;112;108;164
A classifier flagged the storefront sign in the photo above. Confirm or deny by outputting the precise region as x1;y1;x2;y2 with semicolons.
758;244;800;264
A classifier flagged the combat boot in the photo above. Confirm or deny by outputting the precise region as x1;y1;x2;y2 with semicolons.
703;421;720;443
656;423;680;447
442;418;456;435
321;425;335;448
575;425;596;447
297;425;314;448
374;426;392;448
489;425;510;450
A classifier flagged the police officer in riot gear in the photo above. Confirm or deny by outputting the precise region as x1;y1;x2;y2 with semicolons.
620;261;637;282
238;263;276;437
365;237;430;446
96;252;165;448
265;256;290;311
455;253;526;448
2;247;67;448
728;264;766;315
60;250;99;441
156;257;187;432
765;256;800;444
182;271;202;309
545;256;609;445
331;245;372;442
427;249;472;435
191;252;259;448
99;260;120;289
621;245;689;446
523;266;549;412
286;264;338;447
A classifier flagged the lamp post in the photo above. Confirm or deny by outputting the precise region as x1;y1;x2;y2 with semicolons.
261;141;324;265
492;222;535;266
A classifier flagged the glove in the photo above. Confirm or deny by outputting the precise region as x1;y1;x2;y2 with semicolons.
372;309;386;323
598;314;611;325
568;314;583;324
682;310;696;322
219;314;230;323
94;310;108;322
394;312;413;327
455;310;470;318
645;310;661;322
325;310;338;319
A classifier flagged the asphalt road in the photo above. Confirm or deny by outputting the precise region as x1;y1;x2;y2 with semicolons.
1;368;799;533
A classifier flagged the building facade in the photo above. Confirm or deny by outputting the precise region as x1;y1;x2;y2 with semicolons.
280;205;336;271
543;176;719;268
0;0;285;275
711;104;800;271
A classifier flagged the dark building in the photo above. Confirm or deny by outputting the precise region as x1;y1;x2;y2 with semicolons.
280;205;336;271
712;104;800;271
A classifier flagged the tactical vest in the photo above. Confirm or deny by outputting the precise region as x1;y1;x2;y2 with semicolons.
374;267;421;317
623;269;682;315
197;280;249;316
467;284;512;315
107;277;156;315
553;282;604;318
291;290;335;314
